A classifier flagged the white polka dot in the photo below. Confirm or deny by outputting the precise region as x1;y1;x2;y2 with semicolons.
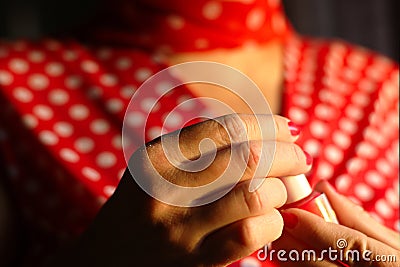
335;174;352;193
310;120;329;139
65;75;83;89
117;168;125;180
116;57;132;70
303;139;321;157
288;107;309;124
97;48;112;60
53;122;74;137
271;13;286;33
13;87;33;103
39;130;59;145
28;74;49;90
163;113;183;128
240;257;261;267
82;167;101;182
33;105;53;120
28;51;45;62
0;47;8;58
342;67;360;82
194;38;209;49
106;98;124;113
292;94;312;108
147;126;164;140
63;50;78;61
155;81;174;95
44;40;61;51
48;89;69;105
45;62;64;76
120;85;136;99
177;96;195;111
351;91;370;107
0;70;14;86
376;158;393;177
375;199;393;219
126;111;145;127
354;183;374;202
86;86;103;99
103;185;116;197
316;162;334;179
202;1;222;20
332;131;351;150
385;189;398;208
60;148;79;163
9;59;29;74
22;114;38;128
141;97;160;113
345;105;364;121
134;68;152;82
365;170;386;189
112;135;122;149
246;9;265;31
346;158;367;175
81;60;99;73
356;141;379;159
166;15;185;30
74;137;94;153
338;118;358;134
96;152;117;168
315;104;338;120
324;145;343;165
69;104;90;120
100;74;118;87
90;119;110;134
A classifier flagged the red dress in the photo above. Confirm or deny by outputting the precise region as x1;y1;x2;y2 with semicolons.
0;0;398;266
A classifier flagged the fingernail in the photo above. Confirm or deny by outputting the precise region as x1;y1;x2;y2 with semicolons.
288;121;300;136
304;150;313;165
282;212;298;229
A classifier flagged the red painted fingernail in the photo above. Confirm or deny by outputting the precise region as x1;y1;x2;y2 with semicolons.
282;212;298;229
288;121;300;136
304;150;313;165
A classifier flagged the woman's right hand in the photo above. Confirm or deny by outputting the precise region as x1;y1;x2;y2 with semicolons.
54;114;312;267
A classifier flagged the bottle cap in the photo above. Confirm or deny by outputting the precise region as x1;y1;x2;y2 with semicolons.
280;174;312;204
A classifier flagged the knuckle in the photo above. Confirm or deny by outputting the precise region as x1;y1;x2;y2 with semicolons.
236;141;261;176
238;219;259;247
219;114;248;143
241;184;266;215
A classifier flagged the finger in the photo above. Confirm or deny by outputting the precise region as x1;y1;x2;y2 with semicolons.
272;233;336;267
197;209;284;266
316;181;400;250
281;209;400;267
150;114;299;161
186;178;286;243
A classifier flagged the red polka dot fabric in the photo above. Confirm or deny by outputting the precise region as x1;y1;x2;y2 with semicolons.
0;1;398;266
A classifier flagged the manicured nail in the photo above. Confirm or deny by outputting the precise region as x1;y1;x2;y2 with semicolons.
282;212;298;229
304;150;313;165
288;121;300;136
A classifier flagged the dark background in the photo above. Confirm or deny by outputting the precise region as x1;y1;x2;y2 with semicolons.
0;0;398;61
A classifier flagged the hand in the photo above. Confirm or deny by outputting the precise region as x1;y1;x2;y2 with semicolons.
54;114;311;267
273;181;400;266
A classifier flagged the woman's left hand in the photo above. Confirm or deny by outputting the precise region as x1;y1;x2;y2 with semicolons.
272;181;400;266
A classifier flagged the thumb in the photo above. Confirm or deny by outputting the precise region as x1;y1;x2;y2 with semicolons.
315;180;400;250
281;208;400;267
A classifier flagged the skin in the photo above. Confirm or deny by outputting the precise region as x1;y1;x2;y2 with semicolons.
2;38;398;267
49;114;309;267
273;181;400;266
